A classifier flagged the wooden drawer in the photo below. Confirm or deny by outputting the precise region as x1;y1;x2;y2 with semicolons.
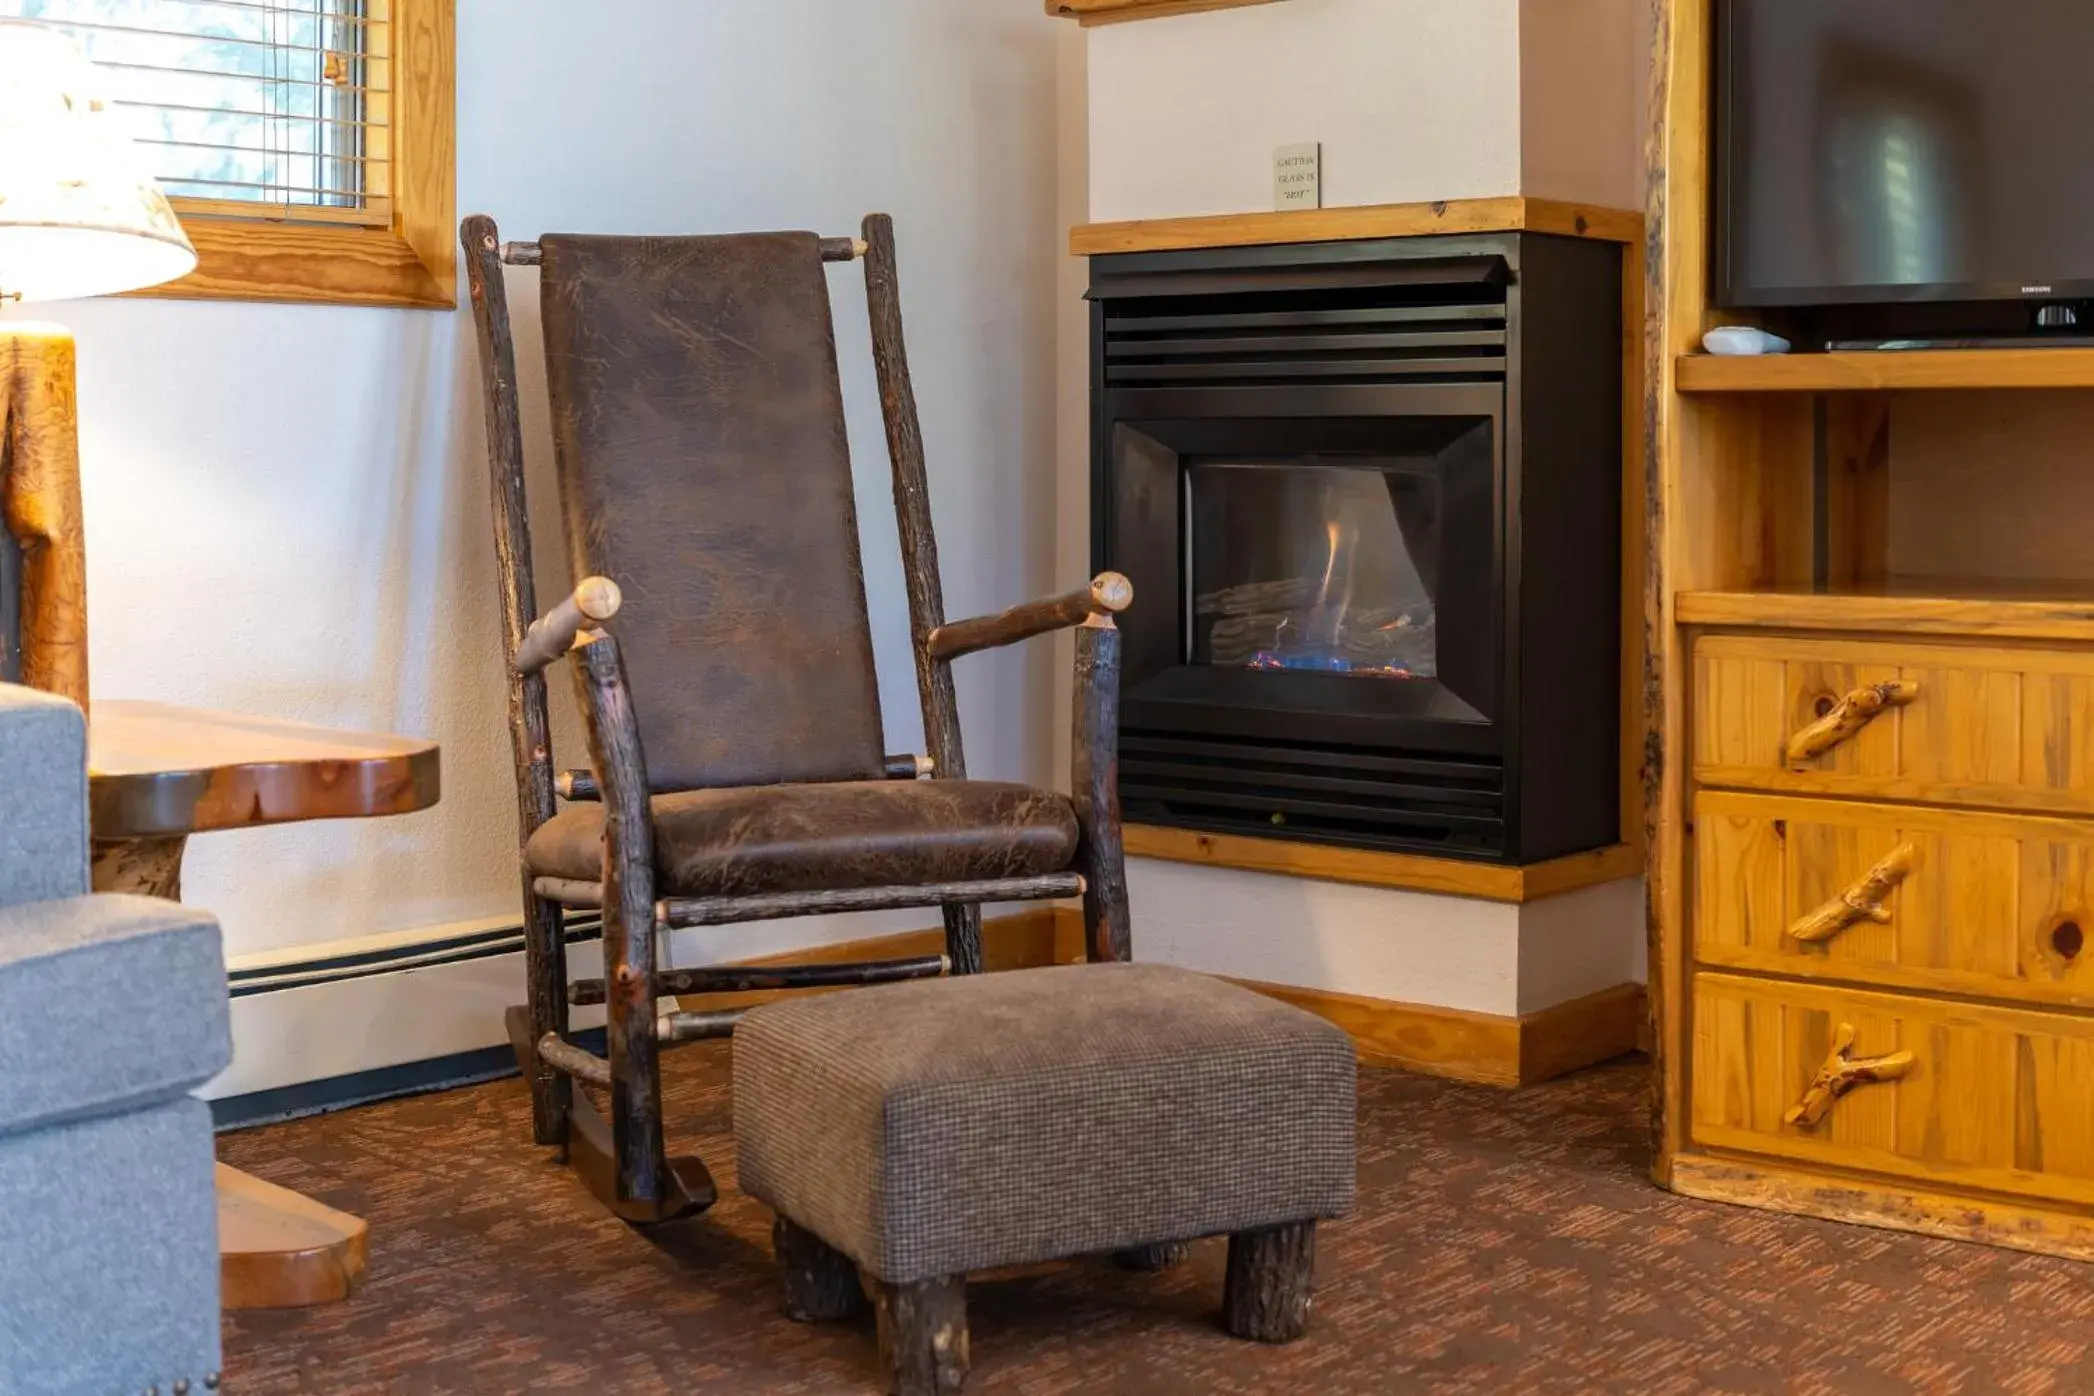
1693;633;2094;815
1691;972;2094;1208
1695;791;2094;1009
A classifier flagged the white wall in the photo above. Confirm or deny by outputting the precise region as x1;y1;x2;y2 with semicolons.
9;0;1066;1091
1131;860;1644;1016
1084;0;1647;224
1086;0;1525;223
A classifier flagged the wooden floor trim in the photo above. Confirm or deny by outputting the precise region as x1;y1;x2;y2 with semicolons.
1124;825;1642;903
1232;980;1645;1088
1071;196;1644;257
1670;1153;2094;1263
688;907;1641;1089
675;907;1067;1013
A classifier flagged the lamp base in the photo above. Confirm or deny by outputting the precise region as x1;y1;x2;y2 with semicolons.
0;321;87;707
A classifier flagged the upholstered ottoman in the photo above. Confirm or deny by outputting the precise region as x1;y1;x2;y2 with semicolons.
734;960;1356;1393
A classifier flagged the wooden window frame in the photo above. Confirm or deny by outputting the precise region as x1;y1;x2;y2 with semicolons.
139;0;455;310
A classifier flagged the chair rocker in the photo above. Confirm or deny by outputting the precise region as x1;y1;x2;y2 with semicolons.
460;213;1136;1223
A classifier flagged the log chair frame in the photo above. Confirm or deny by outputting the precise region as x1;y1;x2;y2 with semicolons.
461;213;1137;1223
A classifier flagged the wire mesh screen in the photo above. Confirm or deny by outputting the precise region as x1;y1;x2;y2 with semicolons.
1;0;385;223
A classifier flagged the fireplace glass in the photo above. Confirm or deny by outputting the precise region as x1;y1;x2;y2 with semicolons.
1188;459;1439;681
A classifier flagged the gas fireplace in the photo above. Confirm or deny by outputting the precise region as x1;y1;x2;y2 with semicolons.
1088;232;1622;863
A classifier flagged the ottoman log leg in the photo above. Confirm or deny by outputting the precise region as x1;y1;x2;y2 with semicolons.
875;1275;969;1395
775;1216;865;1322
1223;1220;1316;1344
1112;1241;1190;1272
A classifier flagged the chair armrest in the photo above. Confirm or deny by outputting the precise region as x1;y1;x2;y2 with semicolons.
0;683;89;909
514;576;623;675
0;894;228;1136
925;572;1132;662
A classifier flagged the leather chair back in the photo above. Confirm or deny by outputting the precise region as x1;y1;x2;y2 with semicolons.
539;232;887;791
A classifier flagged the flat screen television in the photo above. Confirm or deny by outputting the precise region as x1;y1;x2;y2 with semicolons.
1716;0;2094;311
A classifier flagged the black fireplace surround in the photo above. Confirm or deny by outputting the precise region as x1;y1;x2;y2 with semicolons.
1089;232;1622;864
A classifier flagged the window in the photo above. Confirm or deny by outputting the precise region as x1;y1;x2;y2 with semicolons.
1;0;453;307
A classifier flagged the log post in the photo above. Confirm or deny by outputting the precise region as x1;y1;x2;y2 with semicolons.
514;576;623;675
863;212;980;976
575;634;670;1208
1;324;88;709
775;1216;867;1323
1072;615;1132;963
462;213;571;1146
1223;1220;1317;1344
926;572;1134;662
1112;1241;1190;1272
90;836;188;899
875;1275;969;1396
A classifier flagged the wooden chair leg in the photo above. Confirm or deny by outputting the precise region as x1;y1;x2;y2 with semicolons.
875;1275;969;1396
1112;1241;1190;1272
776;1216;866;1322
520;891;571;1146
1223;1220;1316;1343
940;902;983;975
1071;618;1132;964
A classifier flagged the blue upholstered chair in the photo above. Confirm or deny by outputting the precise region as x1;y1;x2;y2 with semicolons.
0;683;229;1396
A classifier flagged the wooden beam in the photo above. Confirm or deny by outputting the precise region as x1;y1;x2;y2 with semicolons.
1122;825;1642;903
1070;197;1643;257
1243;980;1646;1088
1046;0;1284;24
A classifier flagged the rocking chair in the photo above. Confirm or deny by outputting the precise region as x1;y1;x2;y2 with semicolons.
460;214;1136;1222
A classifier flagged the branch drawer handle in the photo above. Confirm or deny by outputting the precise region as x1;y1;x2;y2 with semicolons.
1786;680;1919;764
1787;842;1917;944
1784;1023;1915;1127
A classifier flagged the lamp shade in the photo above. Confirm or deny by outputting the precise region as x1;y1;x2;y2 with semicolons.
0;21;196;303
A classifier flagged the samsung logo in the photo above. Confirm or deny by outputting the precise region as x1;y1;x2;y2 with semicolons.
2025;285;2055;294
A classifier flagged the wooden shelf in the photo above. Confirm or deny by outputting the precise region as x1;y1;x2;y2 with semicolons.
1675;348;2094;394
1071;197;1643;257
1123;825;1642;903
1045;0;1283;23
1677;580;2094;644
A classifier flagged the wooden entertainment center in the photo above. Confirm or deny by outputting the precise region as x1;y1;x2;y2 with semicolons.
1649;0;2094;1258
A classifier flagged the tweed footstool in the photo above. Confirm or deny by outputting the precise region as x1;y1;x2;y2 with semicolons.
733;960;1357;1394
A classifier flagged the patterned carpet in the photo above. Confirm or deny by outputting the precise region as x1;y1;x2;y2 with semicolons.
219;1050;2094;1394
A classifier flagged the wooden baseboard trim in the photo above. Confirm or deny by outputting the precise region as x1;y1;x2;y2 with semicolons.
1124;825;1642;903
1233;980;1644;1087
691;906;1639;1089
676;907;1069;1013
1670;1153;2094;1263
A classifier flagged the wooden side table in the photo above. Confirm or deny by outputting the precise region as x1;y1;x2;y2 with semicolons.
88;699;441;1310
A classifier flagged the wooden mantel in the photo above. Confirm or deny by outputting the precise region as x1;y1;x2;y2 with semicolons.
1046;0;1286;24
1070;196;1644;256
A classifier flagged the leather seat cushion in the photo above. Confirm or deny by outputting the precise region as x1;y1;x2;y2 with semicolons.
525;780;1081;898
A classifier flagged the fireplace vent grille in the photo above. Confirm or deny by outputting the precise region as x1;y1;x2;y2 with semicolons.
1098;257;1510;388
1118;731;1506;856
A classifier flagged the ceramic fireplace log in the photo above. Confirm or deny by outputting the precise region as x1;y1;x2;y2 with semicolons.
926;572;1135;662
